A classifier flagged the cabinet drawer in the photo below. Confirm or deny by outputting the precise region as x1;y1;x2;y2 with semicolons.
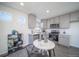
59;35;70;47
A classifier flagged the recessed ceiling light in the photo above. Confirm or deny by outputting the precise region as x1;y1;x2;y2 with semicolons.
20;2;24;6
46;10;50;13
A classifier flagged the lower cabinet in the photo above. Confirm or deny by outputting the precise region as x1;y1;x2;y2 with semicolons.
28;34;33;44
58;35;70;47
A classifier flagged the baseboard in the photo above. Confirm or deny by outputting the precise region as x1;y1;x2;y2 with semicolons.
0;52;8;57
0;45;27;57
70;46;79;49
58;43;70;48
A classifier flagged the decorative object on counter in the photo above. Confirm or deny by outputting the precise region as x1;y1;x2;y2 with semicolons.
8;30;23;54
43;30;48;43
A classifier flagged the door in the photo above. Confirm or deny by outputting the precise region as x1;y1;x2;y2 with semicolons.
70;22;79;48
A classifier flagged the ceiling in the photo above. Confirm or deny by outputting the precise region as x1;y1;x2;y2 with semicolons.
0;2;79;19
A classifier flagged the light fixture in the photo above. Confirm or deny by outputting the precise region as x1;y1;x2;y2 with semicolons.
20;2;24;6
46;10;50;13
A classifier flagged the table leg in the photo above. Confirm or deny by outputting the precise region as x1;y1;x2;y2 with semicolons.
48;49;55;57
53;49;55;56
48;50;52;57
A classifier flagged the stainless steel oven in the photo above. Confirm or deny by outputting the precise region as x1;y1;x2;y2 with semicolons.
49;30;59;41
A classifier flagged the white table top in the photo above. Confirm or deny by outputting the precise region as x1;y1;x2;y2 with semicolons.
33;39;55;50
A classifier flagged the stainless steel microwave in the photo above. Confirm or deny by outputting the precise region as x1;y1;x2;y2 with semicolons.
50;24;59;28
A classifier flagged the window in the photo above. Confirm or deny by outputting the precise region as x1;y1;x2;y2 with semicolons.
0;11;12;22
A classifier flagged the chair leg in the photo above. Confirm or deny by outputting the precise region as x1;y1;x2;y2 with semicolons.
31;45;34;51
41;49;44;55
40;50;49;57
46;50;49;57
53;49;55;56
26;47;30;57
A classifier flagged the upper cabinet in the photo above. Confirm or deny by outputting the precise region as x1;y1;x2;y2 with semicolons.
47;14;70;29
49;17;59;24
47;17;60;29
44;11;79;29
59;14;70;29
53;17;60;24
28;14;36;29
70;11;79;22
47;18;54;29
42;19;48;29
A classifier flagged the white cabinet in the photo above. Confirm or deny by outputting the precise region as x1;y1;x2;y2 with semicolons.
47;19;54;28
70;11;79;22
28;14;36;29
59;14;70;29
53;17;59;24
49;17;59;24
58;35;70;47
47;17;59;28
42;20;47;29
47;14;70;29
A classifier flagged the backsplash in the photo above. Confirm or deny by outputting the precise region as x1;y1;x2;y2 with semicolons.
59;29;70;35
46;29;70;35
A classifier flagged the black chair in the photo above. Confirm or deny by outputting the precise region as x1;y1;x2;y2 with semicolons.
26;44;48;57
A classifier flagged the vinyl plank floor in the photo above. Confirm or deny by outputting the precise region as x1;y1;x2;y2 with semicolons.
7;42;79;57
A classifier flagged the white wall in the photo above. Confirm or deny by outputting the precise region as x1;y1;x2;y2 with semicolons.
70;22;79;48
0;21;8;55
0;5;28;55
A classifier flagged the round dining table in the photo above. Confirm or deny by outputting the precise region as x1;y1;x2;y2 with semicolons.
33;39;55;57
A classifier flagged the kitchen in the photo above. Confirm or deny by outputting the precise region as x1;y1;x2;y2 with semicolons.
28;10;79;57
42;11;79;48
28;10;79;48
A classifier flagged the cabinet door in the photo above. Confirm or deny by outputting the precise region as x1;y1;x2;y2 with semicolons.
47;18;54;26
53;17;59;24
47;19;54;28
47;17;60;29
59;35;70;47
59;36;65;46
28;14;36;29
71;12;79;22
60;14;70;29
43;20;47;29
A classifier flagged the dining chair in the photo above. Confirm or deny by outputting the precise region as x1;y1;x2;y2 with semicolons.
26;44;48;57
